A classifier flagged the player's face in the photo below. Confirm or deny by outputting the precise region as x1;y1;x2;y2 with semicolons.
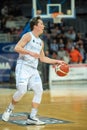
36;19;45;34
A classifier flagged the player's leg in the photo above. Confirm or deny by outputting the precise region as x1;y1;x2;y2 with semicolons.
27;69;45;125
2;63;29;121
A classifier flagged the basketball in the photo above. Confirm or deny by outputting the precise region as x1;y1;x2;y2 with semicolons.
55;63;69;77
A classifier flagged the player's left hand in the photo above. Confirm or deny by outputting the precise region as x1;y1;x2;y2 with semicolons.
56;60;67;65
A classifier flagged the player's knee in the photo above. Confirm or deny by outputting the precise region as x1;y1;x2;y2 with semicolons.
13;86;27;101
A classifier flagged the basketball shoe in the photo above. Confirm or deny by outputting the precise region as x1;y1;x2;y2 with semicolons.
26;115;45;125
2;108;12;121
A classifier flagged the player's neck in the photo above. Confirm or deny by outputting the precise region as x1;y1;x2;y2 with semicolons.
32;30;39;38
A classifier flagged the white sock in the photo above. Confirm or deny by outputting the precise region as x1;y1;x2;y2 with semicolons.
30;108;38;118
8;103;14;110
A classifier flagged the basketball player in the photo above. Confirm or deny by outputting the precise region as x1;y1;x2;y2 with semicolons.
2;16;65;125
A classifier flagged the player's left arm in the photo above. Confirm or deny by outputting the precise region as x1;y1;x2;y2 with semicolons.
39;42;65;65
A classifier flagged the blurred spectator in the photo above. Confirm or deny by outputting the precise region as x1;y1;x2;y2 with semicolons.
0;17;7;32
50;24;61;37
16;26;23;35
65;39;74;52
5;15;16;29
69;46;82;64
76;39;84;46
57;45;69;62
51;51;58;59
1;5;8;17
49;39;58;54
42;31;52;50
79;44;86;63
75;38;86;63
58;38;65;48
65;26;76;41
41;31;49;51
75;31;83;41
63;51;70;64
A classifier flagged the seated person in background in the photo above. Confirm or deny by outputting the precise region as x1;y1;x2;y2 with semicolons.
50;39;58;54
69;46;82;64
51;51;58;59
63;51;70;64
58;45;70;64
57;45;66;57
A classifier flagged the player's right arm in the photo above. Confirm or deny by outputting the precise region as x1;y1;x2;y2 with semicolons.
14;32;40;58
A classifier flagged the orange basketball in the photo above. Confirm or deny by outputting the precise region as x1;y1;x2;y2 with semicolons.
55;63;69;77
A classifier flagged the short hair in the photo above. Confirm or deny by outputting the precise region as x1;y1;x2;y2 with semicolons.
30;16;42;31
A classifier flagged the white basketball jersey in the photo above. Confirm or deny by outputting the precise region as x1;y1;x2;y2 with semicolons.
17;32;42;68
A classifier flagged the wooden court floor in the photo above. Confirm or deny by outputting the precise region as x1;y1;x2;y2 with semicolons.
0;82;87;130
